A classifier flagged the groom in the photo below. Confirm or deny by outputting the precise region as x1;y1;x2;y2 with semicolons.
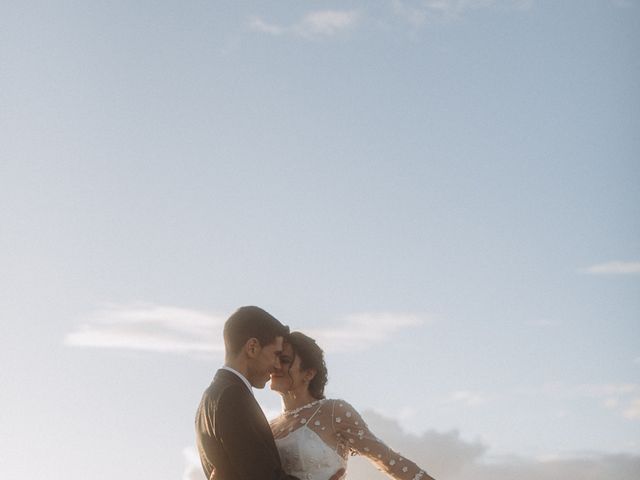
195;306;344;480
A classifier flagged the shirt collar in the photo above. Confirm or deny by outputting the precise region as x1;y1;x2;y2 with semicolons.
221;365;253;394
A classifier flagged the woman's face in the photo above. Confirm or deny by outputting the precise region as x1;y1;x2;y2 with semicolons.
270;343;308;393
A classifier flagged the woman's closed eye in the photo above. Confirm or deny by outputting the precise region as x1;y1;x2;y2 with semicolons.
279;355;292;365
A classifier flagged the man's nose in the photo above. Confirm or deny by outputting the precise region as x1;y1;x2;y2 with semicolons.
274;356;282;370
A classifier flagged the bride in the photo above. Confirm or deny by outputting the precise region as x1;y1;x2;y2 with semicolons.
270;332;435;480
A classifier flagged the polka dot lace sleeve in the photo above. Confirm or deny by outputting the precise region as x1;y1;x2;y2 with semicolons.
331;400;435;480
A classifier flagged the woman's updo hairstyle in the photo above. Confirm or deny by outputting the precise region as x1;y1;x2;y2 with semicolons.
287;332;328;400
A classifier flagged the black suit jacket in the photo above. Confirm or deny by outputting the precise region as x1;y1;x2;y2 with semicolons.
195;369;299;480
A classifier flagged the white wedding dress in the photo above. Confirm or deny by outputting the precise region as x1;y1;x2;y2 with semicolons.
275;422;347;480
271;399;430;480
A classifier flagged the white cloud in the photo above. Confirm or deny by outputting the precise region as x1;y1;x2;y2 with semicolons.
295;10;359;38
526;318;558;327
304;312;429;352
577;383;640;398
610;0;634;8
582;261;640;275
623;398;640;420
605;397;620;409
435;382;640;419
181;410;640;480
248;17;284;35
514;382;640;421
64;303;225;356
449;390;489;406
249;10;359;39
392;0;533;22
429;0;534;13
392;0;429;26
514;382;640;402
65;306;427;356
182;446;206;480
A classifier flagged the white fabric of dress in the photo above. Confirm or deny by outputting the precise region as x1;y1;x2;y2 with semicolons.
271;399;430;480
275;424;347;480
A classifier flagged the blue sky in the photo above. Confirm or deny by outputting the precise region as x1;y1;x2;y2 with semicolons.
1;1;639;479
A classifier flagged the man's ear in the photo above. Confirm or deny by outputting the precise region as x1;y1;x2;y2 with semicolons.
244;338;261;358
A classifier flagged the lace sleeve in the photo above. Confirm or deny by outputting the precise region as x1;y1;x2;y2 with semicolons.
331;400;435;480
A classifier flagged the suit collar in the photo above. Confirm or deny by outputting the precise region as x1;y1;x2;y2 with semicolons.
218;366;254;394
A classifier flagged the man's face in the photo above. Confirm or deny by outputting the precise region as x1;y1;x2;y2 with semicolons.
270;342;306;394
248;336;284;388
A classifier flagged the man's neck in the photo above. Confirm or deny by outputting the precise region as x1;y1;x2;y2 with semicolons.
221;363;254;393
223;359;249;379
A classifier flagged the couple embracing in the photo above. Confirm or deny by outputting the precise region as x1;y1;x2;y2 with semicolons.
195;306;434;480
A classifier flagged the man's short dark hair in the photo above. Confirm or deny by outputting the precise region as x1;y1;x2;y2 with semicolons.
223;306;290;356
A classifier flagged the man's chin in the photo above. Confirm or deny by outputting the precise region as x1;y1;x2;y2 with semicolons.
252;378;268;389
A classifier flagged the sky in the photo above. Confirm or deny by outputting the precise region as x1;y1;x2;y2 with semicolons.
1;1;639;479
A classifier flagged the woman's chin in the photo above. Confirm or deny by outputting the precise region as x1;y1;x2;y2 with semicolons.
269;381;284;393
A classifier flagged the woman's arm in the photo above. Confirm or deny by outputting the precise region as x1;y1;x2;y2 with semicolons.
331;400;435;480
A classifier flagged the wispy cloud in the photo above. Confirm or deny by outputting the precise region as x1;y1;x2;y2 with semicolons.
525;318;558;327
392;0;533;23
513;382;640;402
295;10;359;37
181;409;640;480
624;398;640;420
305;312;429;352
448;390;490;406
582;261;640;275
249;0;626;39
610;0;635;8
436;382;640;419
248;17;284;36
515;382;640;422
392;0;429;26
64;303;225;356
65;306;428;356
249;10;359;39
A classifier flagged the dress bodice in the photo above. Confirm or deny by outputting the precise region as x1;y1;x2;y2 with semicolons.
275;425;346;480
270;399;431;480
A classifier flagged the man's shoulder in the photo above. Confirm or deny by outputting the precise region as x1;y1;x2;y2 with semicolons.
197;375;251;426
202;370;250;404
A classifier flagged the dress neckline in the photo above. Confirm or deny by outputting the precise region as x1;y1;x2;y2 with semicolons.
283;398;325;416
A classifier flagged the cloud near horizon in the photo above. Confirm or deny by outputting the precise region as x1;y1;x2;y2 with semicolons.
425;382;640;425
480;382;640;422
182;409;640;480
582;261;640;275
64;305;428;356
